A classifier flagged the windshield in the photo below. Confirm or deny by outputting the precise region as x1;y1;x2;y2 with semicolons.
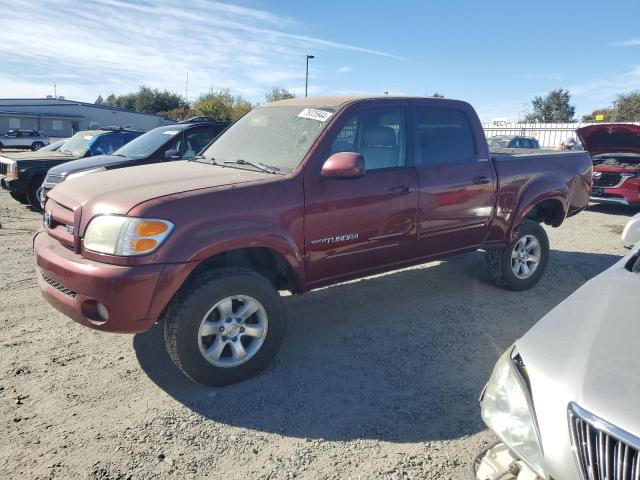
113;125;182;159
39;140;66;152
202;105;336;172
487;137;510;148
60;131;98;156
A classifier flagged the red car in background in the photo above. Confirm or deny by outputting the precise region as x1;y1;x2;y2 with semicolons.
577;123;640;207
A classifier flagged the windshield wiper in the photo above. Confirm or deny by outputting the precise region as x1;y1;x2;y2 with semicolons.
190;154;218;165
223;159;279;174
112;153;128;158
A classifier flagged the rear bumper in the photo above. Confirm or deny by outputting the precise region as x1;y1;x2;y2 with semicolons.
33;231;188;333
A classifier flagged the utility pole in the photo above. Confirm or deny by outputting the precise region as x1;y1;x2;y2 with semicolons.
185;72;189;103
54;83;57;98
305;54;314;97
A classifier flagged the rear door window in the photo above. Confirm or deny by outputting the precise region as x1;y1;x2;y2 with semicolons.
411;106;475;166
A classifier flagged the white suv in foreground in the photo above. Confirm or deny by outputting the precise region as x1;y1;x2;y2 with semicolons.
476;213;640;480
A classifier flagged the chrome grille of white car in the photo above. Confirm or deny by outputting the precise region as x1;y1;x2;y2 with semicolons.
569;403;640;480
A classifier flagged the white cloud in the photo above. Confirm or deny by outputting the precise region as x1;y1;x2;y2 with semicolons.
0;0;408;103
610;38;640;47
337;66;352;74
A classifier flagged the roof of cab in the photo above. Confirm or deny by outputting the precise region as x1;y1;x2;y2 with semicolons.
264;95;449;108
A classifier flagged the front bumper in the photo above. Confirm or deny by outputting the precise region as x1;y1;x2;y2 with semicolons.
475;443;541;480
34;231;170;333
590;180;640;206
1;176;28;194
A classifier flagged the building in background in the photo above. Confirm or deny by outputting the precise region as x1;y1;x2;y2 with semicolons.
0;97;172;138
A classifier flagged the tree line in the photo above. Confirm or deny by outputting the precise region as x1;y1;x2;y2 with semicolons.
95;86;295;121
95;85;640;124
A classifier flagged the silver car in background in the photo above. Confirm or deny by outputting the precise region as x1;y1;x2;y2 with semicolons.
0;130;50;150
476;214;640;480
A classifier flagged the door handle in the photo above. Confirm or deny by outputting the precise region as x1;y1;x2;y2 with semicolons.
389;186;411;196
472;176;492;185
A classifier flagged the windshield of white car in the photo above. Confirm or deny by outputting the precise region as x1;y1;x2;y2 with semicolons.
113;126;182;159
201;105;336;172
60;131;97;156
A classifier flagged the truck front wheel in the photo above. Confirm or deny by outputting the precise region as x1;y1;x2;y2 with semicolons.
164;267;285;387
485;220;549;291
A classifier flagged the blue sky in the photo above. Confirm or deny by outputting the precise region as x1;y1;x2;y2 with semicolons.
1;0;639;121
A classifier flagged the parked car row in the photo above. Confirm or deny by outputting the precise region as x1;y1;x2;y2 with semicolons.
0;118;229;211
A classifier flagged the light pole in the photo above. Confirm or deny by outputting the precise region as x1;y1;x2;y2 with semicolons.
305;55;314;97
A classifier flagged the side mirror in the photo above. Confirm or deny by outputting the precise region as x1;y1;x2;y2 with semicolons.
321;152;365;179
622;213;640;249
164;149;180;160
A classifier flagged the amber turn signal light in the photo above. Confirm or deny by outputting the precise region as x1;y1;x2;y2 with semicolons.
135;221;169;237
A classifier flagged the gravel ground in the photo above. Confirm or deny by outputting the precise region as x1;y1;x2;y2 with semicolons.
0;189;634;480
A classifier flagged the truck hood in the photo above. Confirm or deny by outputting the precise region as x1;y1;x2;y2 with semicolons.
515;247;640;478
577;123;640;155
0;150;77;162
48;160;271;215
47;154;132;177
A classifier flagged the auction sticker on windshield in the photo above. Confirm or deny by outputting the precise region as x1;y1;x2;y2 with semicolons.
162;130;180;135
298;108;333;122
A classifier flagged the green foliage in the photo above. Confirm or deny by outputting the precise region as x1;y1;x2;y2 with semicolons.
266;87;296;103
98;86;187;115
523;89;576;123
581;91;640;122
94;95;104;105
612;91;640;121
431;92;444;98
192;89;254;121
581;108;615;122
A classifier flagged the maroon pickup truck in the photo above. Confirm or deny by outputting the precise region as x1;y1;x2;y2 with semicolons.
34;96;591;386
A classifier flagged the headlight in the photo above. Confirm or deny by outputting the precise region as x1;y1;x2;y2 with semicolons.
67;167;106;181
2;161;18;179
480;348;545;478
83;215;174;256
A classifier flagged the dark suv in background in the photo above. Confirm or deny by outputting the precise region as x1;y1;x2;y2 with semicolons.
487;135;540;149
39;118;230;205
0;127;143;211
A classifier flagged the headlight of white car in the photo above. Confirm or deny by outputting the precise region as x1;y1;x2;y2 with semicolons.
480;348;545;478
83;215;174;256
66;167;106;181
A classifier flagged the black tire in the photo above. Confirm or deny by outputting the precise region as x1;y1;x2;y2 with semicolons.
9;192;29;204
26;177;44;212
164;267;285;387
31;142;44;151
485;220;549;291
0;142;4;150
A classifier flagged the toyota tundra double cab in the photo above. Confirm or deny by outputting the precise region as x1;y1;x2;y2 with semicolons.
34;96;592;386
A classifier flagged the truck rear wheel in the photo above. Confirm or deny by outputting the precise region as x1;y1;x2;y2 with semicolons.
485;220;549;291
164;267;285;387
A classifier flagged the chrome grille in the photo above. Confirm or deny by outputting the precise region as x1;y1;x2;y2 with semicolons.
569;403;640;480
593;172;624;188
42;274;76;298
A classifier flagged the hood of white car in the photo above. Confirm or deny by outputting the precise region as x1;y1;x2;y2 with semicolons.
515;247;640;478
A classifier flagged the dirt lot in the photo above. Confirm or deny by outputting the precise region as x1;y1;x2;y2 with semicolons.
0;189;634;480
